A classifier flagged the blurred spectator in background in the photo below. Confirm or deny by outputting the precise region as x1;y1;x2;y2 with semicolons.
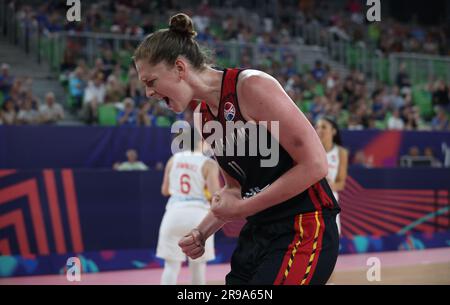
311;60;326;82
432;80;449;111
137;101;153;126
152;101;176;127
117;97;138;126
347;113;364;130
126;67;146;106
282;56;298;78
84;72;106;104
423;34;439;55
60;48;77;72
401;145;443;168
387;109;405;130
423;147;442;167
407;146;421;157
389;86;405;110
101;48;117;78
371;92;387;121
8;78;23;104
105;74;125;104
89;58;107;80
125;22;144;37
396;63;411;91
69;67;86;111
83;72;106;124
404;106;423;130
431;106;450;131
0;63;14;95
39;92;64;124
17;97;40;125
21;88;39;109
1;98;17;125
154;161;165;171
352;150;373;168
115;149;148;171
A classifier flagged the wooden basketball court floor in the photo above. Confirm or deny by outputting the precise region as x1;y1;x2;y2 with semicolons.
1;247;449;285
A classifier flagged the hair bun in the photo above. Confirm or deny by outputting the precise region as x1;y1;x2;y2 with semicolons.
169;13;197;38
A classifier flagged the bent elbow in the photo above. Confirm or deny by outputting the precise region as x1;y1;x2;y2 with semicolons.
336;180;346;191
312;158;328;182
161;187;170;197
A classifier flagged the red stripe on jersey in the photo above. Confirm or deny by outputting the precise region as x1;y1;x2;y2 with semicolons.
273;214;301;285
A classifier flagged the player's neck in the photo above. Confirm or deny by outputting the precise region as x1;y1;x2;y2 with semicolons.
324;141;334;152
192;67;223;116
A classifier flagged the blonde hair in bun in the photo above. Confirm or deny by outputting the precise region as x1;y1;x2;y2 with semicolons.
133;13;210;70
169;13;197;39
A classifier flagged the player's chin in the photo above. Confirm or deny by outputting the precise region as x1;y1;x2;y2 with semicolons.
172;101;188;114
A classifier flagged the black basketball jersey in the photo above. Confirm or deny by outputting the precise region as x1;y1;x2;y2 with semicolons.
200;68;340;223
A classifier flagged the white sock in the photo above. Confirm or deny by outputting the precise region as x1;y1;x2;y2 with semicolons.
160;260;181;285
189;260;206;285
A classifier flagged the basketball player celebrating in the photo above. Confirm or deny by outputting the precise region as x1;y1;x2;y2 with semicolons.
315;116;349;235
134;13;340;285
157;133;221;284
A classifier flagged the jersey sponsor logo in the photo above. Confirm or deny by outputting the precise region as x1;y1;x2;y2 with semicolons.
224;101;236;121
243;184;270;199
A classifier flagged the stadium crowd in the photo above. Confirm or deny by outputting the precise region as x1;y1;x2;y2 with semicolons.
1;0;448;130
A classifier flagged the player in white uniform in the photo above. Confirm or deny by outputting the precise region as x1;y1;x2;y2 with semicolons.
315;117;348;235
157;138;221;285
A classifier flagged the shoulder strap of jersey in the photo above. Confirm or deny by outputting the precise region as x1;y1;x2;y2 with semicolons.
218;68;246;124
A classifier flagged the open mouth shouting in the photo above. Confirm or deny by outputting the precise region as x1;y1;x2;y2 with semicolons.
163;96;171;108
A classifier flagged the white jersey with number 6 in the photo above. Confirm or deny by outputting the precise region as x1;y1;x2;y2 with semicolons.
167;151;210;209
157;151;215;262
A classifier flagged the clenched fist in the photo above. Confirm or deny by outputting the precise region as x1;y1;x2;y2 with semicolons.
211;188;246;222
178;228;205;260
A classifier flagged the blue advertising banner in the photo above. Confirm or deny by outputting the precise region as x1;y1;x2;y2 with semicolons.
0;168;449;276
341;130;450;167
1;126;449;169
0;126;173;169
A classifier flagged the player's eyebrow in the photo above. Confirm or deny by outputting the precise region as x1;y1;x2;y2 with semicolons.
140;73;155;83
142;78;156;86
